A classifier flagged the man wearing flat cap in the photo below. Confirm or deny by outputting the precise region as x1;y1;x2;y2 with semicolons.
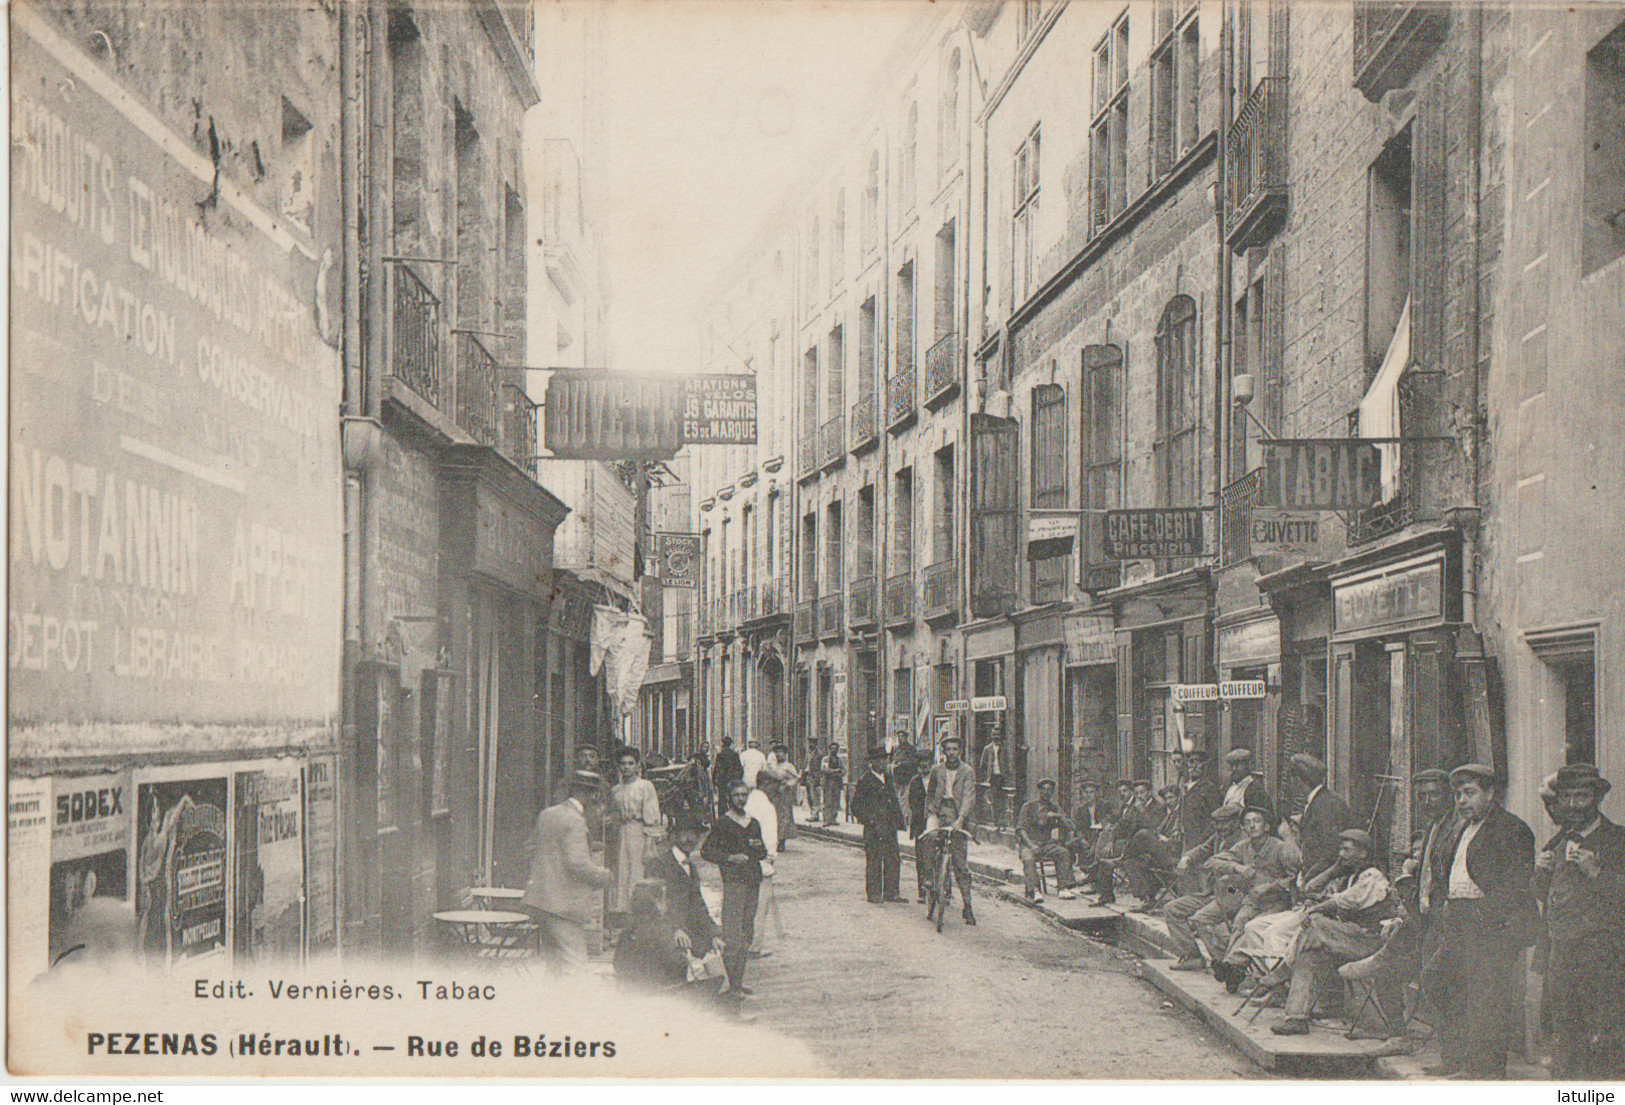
1289;754;1360;883
1016;779;1079;902
1165;803;1246;969
1535;763;1625;1078
1272;828;1398;1035
1222;747;1274;824
1420;763;1538;1078
523;770;615;975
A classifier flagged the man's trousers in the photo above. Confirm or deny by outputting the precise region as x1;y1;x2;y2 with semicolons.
535;912;589;976
822;779;843;824
1163;893;1212;959
1121;829;1176;900
1547;932;1625;1079
1283;915;1386;1020
719;878;761;995
863;825;901;902
1020;841;1074;896
1421;899;1526;1077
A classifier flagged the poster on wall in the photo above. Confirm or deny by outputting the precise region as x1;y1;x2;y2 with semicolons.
135;776;229;967
303;756;338;955
233;765;304;963
9;778;53;980
49;773;132;970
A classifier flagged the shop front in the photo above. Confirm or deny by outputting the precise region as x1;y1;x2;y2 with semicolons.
1107;568;1215;790
1326;532;1467;857
963;619;1015;808
1215;609;1281;788
1016;610;1065;809
1062;611;1118;809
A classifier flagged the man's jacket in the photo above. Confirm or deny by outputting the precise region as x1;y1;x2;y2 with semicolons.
1438;803;1538;948
852;769;906;832
522;800;609;924
1298;785;1361;880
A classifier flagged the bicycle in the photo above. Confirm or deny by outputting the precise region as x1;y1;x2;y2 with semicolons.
922;824;972;933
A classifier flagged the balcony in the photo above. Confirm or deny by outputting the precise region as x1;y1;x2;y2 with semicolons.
922;561;958;623
392;262;441;406
798;433;817;481
472;0;540;108
735;587;755;624
755;580;786;621
794;600;816;646
819;415;846;470
500;383;537;475
818;593;844;641
697;601;713;640
887;367;917;432
1221;468;1264;566
849;394;879;454
456;333;501;447
884;572;915;629
849;575;878;629
1226;77;1288;253
924;333;960;409
1353;2;1449;103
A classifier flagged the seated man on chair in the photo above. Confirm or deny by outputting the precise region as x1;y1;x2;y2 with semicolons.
1209;807;1302;990
1017;779;1079;903
1163;802;1246;969
1271;828;1397;1035
1117;781;1182;911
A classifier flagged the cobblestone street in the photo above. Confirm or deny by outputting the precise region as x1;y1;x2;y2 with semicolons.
720;835;1254;1079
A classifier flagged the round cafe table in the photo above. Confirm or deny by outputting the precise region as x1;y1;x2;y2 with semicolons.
432;909;534;960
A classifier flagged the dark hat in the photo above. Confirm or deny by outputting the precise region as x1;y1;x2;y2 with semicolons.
1338;828;1375;851
1241;804;1273;820
1158;784;1180;799
1289;753;1327;782
671;811;706;836
1210;803;1244;822
570;769;606;790
1449;763;1497;787
1412;768;1450;787
1225;748;1254;764
1133;778;1153;789
1187;748;1210;760
1037;777;1057;788
1554;763;1612;797
1116;778;1135;788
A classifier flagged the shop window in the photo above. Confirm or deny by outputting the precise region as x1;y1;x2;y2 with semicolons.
1584;19;1625;275
933;446;956;565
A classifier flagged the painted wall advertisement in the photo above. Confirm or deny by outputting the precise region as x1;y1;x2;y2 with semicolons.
136;775;229;966
9;21;343;737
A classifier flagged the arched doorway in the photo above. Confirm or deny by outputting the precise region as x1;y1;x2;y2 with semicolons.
757;649;786;747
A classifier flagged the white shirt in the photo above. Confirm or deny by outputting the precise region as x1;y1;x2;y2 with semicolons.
1448;818;1486;899
671;844;695;880
745;788;778;871
1224;775;1255;810
1304;783;1324;811
740;747;768;787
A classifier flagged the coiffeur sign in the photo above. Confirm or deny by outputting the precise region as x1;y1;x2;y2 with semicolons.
544;372;757;459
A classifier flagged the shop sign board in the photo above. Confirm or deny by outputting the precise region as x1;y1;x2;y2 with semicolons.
1063;614;1116;667
1249;507;1343;560
10;34;344;729
656;533;701;588
1172;683;1220;703
1219;680;1268;700
943;699;970;712
971;695;1007;713
1260;439;1383;511
1103;509;1206;559
1334;559;1444;635
544;372;757;458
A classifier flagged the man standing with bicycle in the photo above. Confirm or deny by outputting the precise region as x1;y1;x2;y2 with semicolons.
920;794;976;926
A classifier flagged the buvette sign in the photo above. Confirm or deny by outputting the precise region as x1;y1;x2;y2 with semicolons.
543;372;757;458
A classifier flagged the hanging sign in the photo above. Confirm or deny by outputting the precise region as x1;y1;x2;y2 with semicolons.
1103;509;1206;559
943;699;971;712
656;532;701;588
971;696;1008;712
1260;439;1383;511
1249;508;1343;560
1219;680;1268;700
1172;683;1220;703
544;372;757;458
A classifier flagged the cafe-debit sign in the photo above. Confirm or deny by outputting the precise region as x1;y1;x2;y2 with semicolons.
544;371;757;459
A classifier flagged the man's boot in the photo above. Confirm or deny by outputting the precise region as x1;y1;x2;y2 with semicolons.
1170;956;1207;971
962;904;977;926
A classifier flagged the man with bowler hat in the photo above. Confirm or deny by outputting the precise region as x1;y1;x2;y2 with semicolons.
851;748;907;904
1535;763;1625;1079
1289;753;1360;882
1420;763;1538;1078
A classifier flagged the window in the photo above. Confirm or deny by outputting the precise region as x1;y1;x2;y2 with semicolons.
827;324;845;422
856;485;876;581
939;48;962;179
1584;20;1625;274
859;296;877;404
1083;345;1124;583
863;150;880;256
831;190;846;290
1151;2;1200;179
1154;297;1198;509
1527;626;1600;767
825;500;843;593
894;467;915;578
1030;383;1068;603
743;505;753;596
933;445;955;564
1367;127;1412;381
389;12;424;243
1091;14;1130;230
895;260;916;376
803;345;820;431
970;414;1020;617
934;220;957;341
1013;126;1041;303
801;513;818;601
901;102;918;215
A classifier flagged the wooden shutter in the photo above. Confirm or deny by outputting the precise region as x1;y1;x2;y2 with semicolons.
970;413;1019;617
1268;0;1289;80
1262;245;1286;439
1115;631;1135;782
1412;75;1447;372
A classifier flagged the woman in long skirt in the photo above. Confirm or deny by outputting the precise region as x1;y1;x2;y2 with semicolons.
765;743;800;849
609;749;663;916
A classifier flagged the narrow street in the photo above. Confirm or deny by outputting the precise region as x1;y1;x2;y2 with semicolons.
721;835;1252;1079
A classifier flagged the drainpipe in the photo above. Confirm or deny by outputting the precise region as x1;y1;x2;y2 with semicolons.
960;23;978;736
1216;7;1233;503
1462;2;1483;627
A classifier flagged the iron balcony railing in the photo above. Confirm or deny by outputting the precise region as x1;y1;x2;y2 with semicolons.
922;561;957;622
884;572;915;628
456;333;501;446
849;575;878;629
1352;2;1448;102
392;262;441;406
758;579;785;619
850;393;878;452
735;587;754;624
794;600;816;645
924;333;960;408
887;368;917;431
818;593;844;640
501;383;537;474
798;433;817;479
1226;77;1288;251
1221;468;1264;566
819;415;846;469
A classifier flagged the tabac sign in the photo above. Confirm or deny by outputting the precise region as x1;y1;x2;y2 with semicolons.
544;371;757;459
1260;439;1383;511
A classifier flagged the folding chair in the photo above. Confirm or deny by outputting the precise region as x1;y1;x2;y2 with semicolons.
1232;953;1290;1024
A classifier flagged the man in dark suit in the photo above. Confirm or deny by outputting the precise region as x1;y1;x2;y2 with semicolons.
1536;763;1625;1079
851;748;907;904
646;813;724;963
895;748;930;902
1420;763;1538;1078
1289;753;1360;881
712;738;743;817
1178;750;1223;851
1221;748;1274;824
